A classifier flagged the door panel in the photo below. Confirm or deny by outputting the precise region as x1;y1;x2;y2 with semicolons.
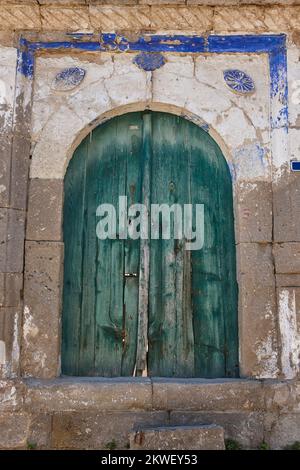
62;114;142;376
62;111;238;378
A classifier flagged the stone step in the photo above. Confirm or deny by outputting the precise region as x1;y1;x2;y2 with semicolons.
129;424;225;450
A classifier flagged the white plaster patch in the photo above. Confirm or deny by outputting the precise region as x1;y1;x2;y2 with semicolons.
0;46;17;133
255;335;279;379
32;54;115;140
0;340;6;365
278;288;300;379
30;51;271;181
194;54;270;132
271;126;289;179
232;143;270;180
0;381;18;408
23;305;39;345
214;107;257;148
289;128;300;161
11;312;20;376
287;45;300;127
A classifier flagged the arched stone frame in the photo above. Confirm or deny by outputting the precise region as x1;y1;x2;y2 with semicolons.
21;45;283;380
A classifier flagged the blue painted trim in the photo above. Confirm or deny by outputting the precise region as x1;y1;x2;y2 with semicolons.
19;33;287;75
17;38;34;79
269;45;288;129
24;33;286;55
291;161;300;172
17;33;288;141
208;34;286;53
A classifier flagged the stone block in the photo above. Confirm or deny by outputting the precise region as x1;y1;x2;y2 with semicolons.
213;6;266;33
273;167;300;242
265;413;300;449
41;7;91;31
276;274;300;287
0;31;15;47
0;208;25;273
0;379;24;412
235;181;272;243
0;5;41;30
264;6;300;31
27;413;52;449
0;307;21;378
0;273;23;307
238;286;278;378
0;133;12;208
274;243;300;274
141;0;185;3
40;0;86;4
213;6;300;33
9;134;31;211
91;1;136;4
277;287;300;379
0;412;30;449
152;378;264;411
90;5;151;30
51;411;168;449
25;377;153;412
27;179;63;242
150;6;213;30
130;424;225;450
169;411;264;449
263;380;296;413
21;241;64;378
237;242;275;287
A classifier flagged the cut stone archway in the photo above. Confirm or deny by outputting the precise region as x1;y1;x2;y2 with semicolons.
22;51;279;380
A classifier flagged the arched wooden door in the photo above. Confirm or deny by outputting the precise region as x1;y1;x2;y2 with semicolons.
62;111;238;378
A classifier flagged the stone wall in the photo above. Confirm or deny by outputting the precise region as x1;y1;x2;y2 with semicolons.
0;0;300;449
1;377;300;450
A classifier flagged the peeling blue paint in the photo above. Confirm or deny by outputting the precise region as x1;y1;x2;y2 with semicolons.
208;34;285;53
17;33;288;138
133;52;166;71
17;38;34;79
269;46;288;130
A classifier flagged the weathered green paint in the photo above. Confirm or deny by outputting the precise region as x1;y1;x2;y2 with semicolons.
62;111;238;378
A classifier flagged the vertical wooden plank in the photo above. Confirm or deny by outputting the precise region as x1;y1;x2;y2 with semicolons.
93;117;125;376
135;112;152;376
215;145;239;377
190;126;226;378
61;139;88;375
148;113;194;377
78;129;103;375
148;112;175;376
174;118;195;377
121;113;143;375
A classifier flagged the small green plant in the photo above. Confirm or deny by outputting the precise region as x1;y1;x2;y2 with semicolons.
26;441;37;450
225;439;243;450
258;441;270;450
284;441;300;450
105;440;117;450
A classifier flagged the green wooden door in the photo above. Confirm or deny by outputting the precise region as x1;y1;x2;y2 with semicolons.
62;111;238;378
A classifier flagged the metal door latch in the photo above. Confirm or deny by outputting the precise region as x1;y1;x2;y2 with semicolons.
124;273;138;278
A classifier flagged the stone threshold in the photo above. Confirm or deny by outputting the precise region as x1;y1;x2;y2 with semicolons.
2;376;299;414
20;376;284;413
